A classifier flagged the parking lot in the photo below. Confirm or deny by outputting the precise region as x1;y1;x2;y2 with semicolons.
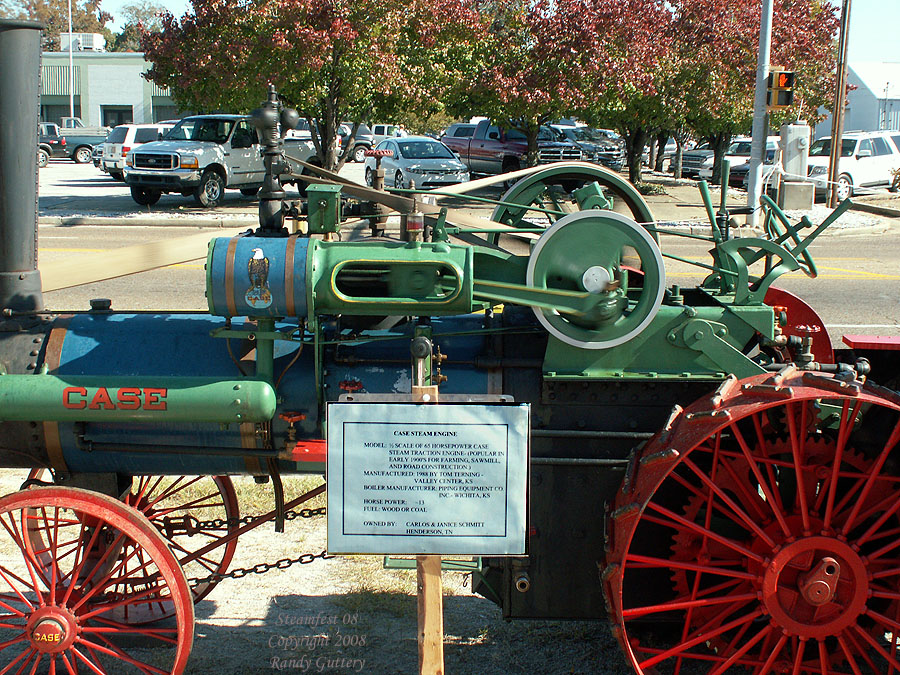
38;158;367;222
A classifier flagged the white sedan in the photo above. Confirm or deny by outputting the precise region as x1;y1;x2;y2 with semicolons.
364;136;469;190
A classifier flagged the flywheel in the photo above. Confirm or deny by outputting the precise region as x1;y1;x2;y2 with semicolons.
526;210;665;349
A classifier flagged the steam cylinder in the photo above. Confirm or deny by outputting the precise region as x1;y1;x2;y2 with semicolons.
0;20;44;312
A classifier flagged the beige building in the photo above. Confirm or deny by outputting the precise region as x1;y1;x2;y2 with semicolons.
40;51;182;127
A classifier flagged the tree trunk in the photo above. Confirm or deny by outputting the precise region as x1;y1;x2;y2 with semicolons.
647;131;658;171
670;127;690;179
624;127;646;184
709;132;731;186
525;125;540;168
654;131;669;173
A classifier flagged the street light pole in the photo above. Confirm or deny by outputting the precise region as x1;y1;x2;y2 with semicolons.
746;0;774;227
67;0;74;119
827;0;851;208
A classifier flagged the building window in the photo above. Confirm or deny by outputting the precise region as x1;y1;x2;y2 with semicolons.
153;105;179;122
41;103;81;125
102;106;133;127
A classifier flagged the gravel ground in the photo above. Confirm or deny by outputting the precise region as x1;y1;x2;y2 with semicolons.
0;473;633;675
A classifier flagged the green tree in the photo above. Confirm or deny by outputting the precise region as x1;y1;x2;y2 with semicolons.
465;0;605;167
668;0;839;184
577;0;674;184
107;0;166;51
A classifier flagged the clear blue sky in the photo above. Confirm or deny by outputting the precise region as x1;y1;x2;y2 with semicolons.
102;0;900;64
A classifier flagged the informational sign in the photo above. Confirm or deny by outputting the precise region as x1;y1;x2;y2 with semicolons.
327;402;529;555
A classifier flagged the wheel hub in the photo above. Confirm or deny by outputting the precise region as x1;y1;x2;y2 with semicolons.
761;536;868;640
26;606;78;654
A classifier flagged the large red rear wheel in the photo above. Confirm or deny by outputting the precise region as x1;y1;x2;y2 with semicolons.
605;368;900;674
0;486;193;673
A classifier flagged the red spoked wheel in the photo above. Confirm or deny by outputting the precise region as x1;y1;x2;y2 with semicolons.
26;472;239;622
0;486;193;673
605;368;900;674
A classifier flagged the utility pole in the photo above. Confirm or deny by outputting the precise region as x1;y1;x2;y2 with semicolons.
827;0;851;208
67;0;74;119
746;0;773;227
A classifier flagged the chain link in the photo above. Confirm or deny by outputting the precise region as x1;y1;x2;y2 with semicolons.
176;506;329;589
191;506;326;532
188;550;332;588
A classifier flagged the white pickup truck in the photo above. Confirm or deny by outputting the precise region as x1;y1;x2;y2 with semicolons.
123;114;316;207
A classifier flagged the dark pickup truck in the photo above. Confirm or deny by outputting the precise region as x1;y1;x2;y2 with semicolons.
38;122;68;168
441;120;581;175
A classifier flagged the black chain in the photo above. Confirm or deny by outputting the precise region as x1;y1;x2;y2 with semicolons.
191;506;326;532
173;506;328;589
188;550;332;588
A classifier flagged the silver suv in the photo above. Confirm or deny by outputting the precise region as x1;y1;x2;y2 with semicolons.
807;131;900;200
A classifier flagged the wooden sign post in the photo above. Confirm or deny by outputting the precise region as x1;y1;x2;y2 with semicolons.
412;382;444;675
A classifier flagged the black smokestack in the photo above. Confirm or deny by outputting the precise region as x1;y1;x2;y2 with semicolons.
0;20;44;313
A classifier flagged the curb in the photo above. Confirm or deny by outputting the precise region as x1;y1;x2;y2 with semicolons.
39;215;256;228
850;202;900;219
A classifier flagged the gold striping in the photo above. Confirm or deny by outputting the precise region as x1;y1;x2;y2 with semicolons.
225;236;240;316
42;315;72;473
285;235;298;316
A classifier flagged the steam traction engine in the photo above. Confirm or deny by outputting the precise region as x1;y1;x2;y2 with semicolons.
3;19;900;674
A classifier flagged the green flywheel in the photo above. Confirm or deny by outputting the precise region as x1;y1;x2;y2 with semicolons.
526;210;665;349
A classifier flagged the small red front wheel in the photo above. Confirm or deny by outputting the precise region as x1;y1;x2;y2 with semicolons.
0;486;194;673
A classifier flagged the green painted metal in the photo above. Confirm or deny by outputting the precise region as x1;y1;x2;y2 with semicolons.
308;240;477;316
383;556;481;571
0;375;276;422
541;304;774;379
526;211;665;349
306;183;343;235
490;165;657;243
255;317;276;383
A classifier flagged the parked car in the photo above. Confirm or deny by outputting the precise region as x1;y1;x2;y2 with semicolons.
698;137;779;185
363;136;469;190
551;125;624;170
734;147;779;190
371;123;407;145
38;122;68;168
441;120;581;176
807;131;900;200
679;143;714;178
92;143;103;168
341;123;376;163
101;123;176;180
441;123;477;141
123;114;314;207
38;121;99;164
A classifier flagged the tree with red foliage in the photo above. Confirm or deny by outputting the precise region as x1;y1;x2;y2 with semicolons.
469;0;619;167
142;0;485;171
667;0;839;183
573;0;674;184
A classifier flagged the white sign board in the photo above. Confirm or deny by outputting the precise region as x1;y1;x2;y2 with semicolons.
327;402;529;555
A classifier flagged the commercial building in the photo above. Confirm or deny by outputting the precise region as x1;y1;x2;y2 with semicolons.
816;61;900;138
40;49;183;127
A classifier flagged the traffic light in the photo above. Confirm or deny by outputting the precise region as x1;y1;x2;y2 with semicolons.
767;70;795;109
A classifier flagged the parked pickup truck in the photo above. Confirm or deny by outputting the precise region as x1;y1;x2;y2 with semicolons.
123;114;316;207
39;121;103;164
57;117;110;164
38;122;69;167
441;120;581;175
